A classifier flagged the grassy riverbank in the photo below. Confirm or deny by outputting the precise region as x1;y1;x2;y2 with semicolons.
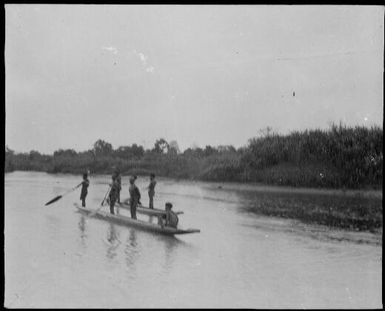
5;169;383;234
245;193;382;233
206;181;383;234
5;124;383;190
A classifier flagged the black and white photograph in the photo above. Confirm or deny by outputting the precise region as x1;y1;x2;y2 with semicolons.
4;4;383;308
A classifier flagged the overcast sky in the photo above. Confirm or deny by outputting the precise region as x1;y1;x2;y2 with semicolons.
5;5;384;154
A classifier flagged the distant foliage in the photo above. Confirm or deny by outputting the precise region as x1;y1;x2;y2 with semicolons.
153;138;169;154
5;148;52;172
5;145;15;172
93;139;113;157
241;124;383;188
115;144;144;159
5;124;383;189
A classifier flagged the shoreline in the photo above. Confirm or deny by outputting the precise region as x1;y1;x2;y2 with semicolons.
202;180;383;199
5;169;383;199
6;170;383;235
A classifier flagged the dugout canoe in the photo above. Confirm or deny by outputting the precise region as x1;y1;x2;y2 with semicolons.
74;203;200;235
115;201;184;216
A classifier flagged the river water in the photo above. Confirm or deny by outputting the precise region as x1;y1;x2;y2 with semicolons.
4;171;382;308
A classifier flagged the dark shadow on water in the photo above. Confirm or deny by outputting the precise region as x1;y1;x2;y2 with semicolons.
75;208;196;269
122;226;195;272
160;235;182;270
154;231;197;271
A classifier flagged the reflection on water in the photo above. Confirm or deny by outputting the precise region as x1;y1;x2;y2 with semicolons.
127;228;137;248
106;223;121;260
124;229;139;273
162;236;180;270
78;215;87;240
4;171;382;308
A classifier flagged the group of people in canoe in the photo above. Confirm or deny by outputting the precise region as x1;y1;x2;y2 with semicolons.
78;170;178;228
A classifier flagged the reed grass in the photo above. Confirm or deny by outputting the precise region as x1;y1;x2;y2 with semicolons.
5;124;383;189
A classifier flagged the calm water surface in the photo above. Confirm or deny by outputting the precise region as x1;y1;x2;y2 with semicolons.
4;171;382;308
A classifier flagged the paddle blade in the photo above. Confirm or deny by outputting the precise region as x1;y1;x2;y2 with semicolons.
45;195;62;206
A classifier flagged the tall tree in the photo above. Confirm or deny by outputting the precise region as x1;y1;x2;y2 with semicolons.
153;138;169;154
93;139;113;157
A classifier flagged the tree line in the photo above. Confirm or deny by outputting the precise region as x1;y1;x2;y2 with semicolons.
5;124;383;189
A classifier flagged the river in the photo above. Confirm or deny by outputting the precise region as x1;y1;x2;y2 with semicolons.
4;171;382;308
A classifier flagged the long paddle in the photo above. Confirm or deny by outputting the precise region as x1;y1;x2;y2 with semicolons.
89;186;111;217
45;182;82;206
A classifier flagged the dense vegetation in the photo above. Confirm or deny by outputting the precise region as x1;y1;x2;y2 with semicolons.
240;190;382;233
5;124;383;189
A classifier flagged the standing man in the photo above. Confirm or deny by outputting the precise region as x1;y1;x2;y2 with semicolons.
114;169;122;204
146;173;157;209
128;176;141;219
79;172;90;207
109;175;120;215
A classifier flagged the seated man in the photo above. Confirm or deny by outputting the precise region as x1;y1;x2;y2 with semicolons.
158;202;179;229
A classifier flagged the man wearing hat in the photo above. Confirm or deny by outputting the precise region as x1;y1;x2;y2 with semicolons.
128;176;141;219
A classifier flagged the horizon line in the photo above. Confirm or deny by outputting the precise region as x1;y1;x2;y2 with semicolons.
6;122;383;155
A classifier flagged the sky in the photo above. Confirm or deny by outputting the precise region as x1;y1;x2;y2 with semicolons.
5;5;384;154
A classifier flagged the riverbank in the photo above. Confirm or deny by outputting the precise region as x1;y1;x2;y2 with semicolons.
5;124;383;189
229;182;382;234
5;170;383;234
202;180;382;199
87;172;384;234
147;175;382;234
